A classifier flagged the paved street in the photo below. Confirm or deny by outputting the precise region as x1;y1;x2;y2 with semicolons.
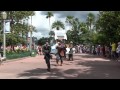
0;53;120;79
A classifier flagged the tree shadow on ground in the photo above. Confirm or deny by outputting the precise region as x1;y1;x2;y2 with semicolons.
79;54;110;60
28;77;41;79
17;68;66;79
17;54;120;79
75;59;120;79
80;54;101;58
73;58;83;61
17;67;82;79
73;54;83;56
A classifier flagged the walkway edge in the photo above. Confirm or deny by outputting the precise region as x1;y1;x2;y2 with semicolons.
3;56;32;63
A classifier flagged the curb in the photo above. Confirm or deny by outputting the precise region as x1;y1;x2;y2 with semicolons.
3;56;32;63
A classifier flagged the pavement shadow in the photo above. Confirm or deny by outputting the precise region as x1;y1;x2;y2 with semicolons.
17;67;84;79
75;60;120;79
80;54;110;60
80;54;100;58
17;68;66;79
73;58;83;61
17;60;120;79
28;77;41;79
17;53;120;79
73;54;83;56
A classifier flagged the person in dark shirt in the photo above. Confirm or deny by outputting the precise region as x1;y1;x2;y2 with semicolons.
42;41;51;72
68;47;73;61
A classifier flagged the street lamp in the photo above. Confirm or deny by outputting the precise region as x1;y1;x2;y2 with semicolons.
1;11;7;59
30;25;32;53
29;16;33;55
26;18;29;48
33;36;36;50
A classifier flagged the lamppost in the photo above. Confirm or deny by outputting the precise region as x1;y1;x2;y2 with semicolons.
23;19;25;37
30;26;32;53
32;36;35;50
26;18;29;48
33;37;37;49
29;16;32;54
1;12;7;59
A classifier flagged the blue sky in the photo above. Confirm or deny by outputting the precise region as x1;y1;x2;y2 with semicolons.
29;11;99;39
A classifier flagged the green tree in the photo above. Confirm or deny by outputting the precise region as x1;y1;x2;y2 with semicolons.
96;11;120;44
52;20;65;30
66;30;73;43
46;12;54;32
0;11;35;49
66;16;74;30
86;13;95;31
38;37;51;45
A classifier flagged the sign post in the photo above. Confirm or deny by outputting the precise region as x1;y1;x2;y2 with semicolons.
5;22;10;33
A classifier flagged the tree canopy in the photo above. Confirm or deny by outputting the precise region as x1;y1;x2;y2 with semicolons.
0;11;35;46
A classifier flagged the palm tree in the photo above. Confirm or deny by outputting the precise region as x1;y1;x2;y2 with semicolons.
46;12;54;32
65;16;74;30
86;13;95;31
52;20;65;30
80;22;88;34
28;25;37;34
66;30;73;43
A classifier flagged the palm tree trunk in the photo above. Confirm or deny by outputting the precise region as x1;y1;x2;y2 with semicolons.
90;21;92;31
49;18;50;31
22;32;23;38
69;23;71;30
49;18;52;38
90;25;91;31
26;32;28;47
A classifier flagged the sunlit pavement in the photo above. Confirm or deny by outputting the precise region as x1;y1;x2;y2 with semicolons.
0;53;120;79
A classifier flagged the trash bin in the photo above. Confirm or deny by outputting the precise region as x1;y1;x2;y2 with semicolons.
31;50;37;57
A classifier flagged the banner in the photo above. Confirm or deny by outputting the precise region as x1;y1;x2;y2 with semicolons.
5;22;11;33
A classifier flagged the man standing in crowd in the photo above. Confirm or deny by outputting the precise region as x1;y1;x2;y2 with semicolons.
111;42;116;60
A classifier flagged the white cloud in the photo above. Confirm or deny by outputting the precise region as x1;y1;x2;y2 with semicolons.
28;11;99;39
28;11;57;39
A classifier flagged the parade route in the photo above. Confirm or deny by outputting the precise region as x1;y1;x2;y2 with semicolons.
0;53;120;79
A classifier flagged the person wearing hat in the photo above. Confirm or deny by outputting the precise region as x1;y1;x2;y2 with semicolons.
42;41;51;72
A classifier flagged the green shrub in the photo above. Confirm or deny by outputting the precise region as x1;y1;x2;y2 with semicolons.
6;51;31;60
6;49;37;60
